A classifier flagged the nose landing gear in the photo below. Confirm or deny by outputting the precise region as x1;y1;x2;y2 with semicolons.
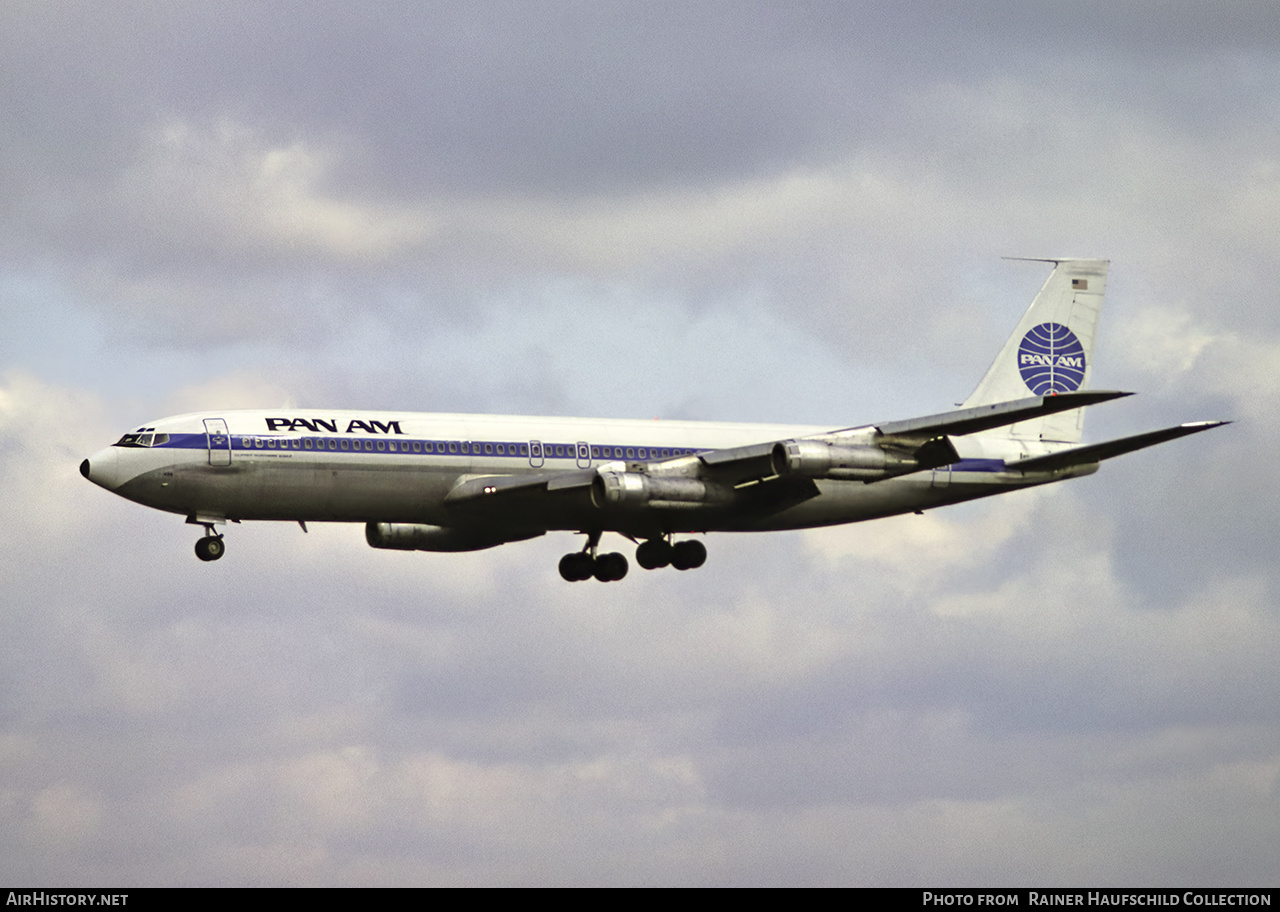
194;535;225;561
189;519;226;562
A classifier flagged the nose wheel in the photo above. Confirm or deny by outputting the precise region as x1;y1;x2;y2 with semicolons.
193;524;226;562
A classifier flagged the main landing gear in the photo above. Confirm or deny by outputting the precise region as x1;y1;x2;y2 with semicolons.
192;523;226;562
635;537;706;571
558;533;707;582
559;530;628;582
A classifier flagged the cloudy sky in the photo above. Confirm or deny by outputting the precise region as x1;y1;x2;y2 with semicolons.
2;1;1277;886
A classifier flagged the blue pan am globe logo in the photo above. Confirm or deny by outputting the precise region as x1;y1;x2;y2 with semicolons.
1017;322;1086;395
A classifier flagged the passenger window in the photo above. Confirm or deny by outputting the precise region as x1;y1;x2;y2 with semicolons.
413;442;422;453
377;441;385;451
340;439;349;450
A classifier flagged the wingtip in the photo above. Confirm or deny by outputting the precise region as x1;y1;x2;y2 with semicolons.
1053;389;1133;403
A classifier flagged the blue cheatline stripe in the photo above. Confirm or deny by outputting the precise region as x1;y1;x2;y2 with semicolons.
150;433;704;461
146;435;1006;471
950;458;1006;473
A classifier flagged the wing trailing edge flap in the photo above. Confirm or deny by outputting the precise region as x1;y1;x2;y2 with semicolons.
696;441;777;484
1005;421;1230;473
444;468;597;506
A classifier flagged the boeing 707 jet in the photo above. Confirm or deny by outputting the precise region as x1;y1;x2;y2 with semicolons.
82;259;1227;581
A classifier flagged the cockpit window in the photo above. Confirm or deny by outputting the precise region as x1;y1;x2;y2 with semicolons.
114;432;169;448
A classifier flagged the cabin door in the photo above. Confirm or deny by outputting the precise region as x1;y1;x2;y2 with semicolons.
204;418;232;466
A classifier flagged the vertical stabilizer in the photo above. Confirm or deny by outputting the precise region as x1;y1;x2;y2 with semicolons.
962;258;1109;444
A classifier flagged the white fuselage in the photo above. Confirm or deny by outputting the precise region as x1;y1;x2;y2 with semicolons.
83;408;1086;540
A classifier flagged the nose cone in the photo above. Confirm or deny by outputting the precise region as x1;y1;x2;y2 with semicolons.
82;446;123;491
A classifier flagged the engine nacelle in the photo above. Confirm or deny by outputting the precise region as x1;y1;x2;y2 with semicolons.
592;470;729;509
365;522;542;553
771;439;941;481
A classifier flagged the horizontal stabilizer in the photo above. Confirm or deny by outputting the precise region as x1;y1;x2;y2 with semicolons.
866;390;1132;443
1006;421;1230;473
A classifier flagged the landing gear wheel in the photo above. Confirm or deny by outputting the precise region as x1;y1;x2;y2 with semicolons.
558;552;595;582
671;539;706;571
593;552;629;582
195;536;225;562
635;539;673;570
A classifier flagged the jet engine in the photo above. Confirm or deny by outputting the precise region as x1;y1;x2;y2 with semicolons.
592;471;732;509
771;437;957;482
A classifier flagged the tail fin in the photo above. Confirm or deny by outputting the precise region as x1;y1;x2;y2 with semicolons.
962;258;1109;444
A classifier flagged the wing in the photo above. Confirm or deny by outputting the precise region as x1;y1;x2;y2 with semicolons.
684;390;1134;487
441;391;1137;529
857;389;1131;442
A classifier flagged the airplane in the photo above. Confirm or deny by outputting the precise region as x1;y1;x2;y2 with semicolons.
81;258;1227;582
